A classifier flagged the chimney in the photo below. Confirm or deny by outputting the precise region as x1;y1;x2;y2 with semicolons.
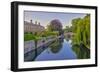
30;20;32;23
38;22;40;25
35;21;37;25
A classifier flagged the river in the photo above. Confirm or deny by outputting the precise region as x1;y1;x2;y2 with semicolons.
24;38;90;62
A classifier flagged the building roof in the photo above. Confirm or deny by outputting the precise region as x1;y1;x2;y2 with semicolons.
24;21;45;29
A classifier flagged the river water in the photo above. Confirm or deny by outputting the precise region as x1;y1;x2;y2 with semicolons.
24;38;90;62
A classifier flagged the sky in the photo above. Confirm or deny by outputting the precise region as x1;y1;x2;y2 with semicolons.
24;11;87;29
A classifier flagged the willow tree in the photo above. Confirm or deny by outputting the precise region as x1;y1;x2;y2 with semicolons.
71;14;90;49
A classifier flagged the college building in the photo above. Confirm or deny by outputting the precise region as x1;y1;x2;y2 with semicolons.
24;20;45;34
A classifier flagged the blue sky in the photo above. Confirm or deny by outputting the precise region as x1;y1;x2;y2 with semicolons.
24;11;87;29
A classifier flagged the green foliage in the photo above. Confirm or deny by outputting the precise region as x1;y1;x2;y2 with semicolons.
24;33;41;41
40;30;59;37
24;33;34;41
72;45;90;59
48;19;62;31
47;19;63;35
24;31;59;41
71;14;90;49
64;26;72;32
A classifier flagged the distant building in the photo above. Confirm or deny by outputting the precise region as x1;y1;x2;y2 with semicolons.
24;20;45;34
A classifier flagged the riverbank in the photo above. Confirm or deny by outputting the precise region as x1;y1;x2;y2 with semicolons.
24;36;62;54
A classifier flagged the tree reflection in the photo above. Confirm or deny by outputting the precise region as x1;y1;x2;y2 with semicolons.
72;43;90;59
49;38;63;54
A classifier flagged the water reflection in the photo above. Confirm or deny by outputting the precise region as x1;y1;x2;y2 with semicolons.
24;46;46;61
24;37;90;62
72;44;90;59
65;35;90;59
49;39;63;53
24;38;77;61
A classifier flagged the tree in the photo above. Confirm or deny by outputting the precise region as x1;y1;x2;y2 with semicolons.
64;26;72;32
47;19;63;35
71;14;90;49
